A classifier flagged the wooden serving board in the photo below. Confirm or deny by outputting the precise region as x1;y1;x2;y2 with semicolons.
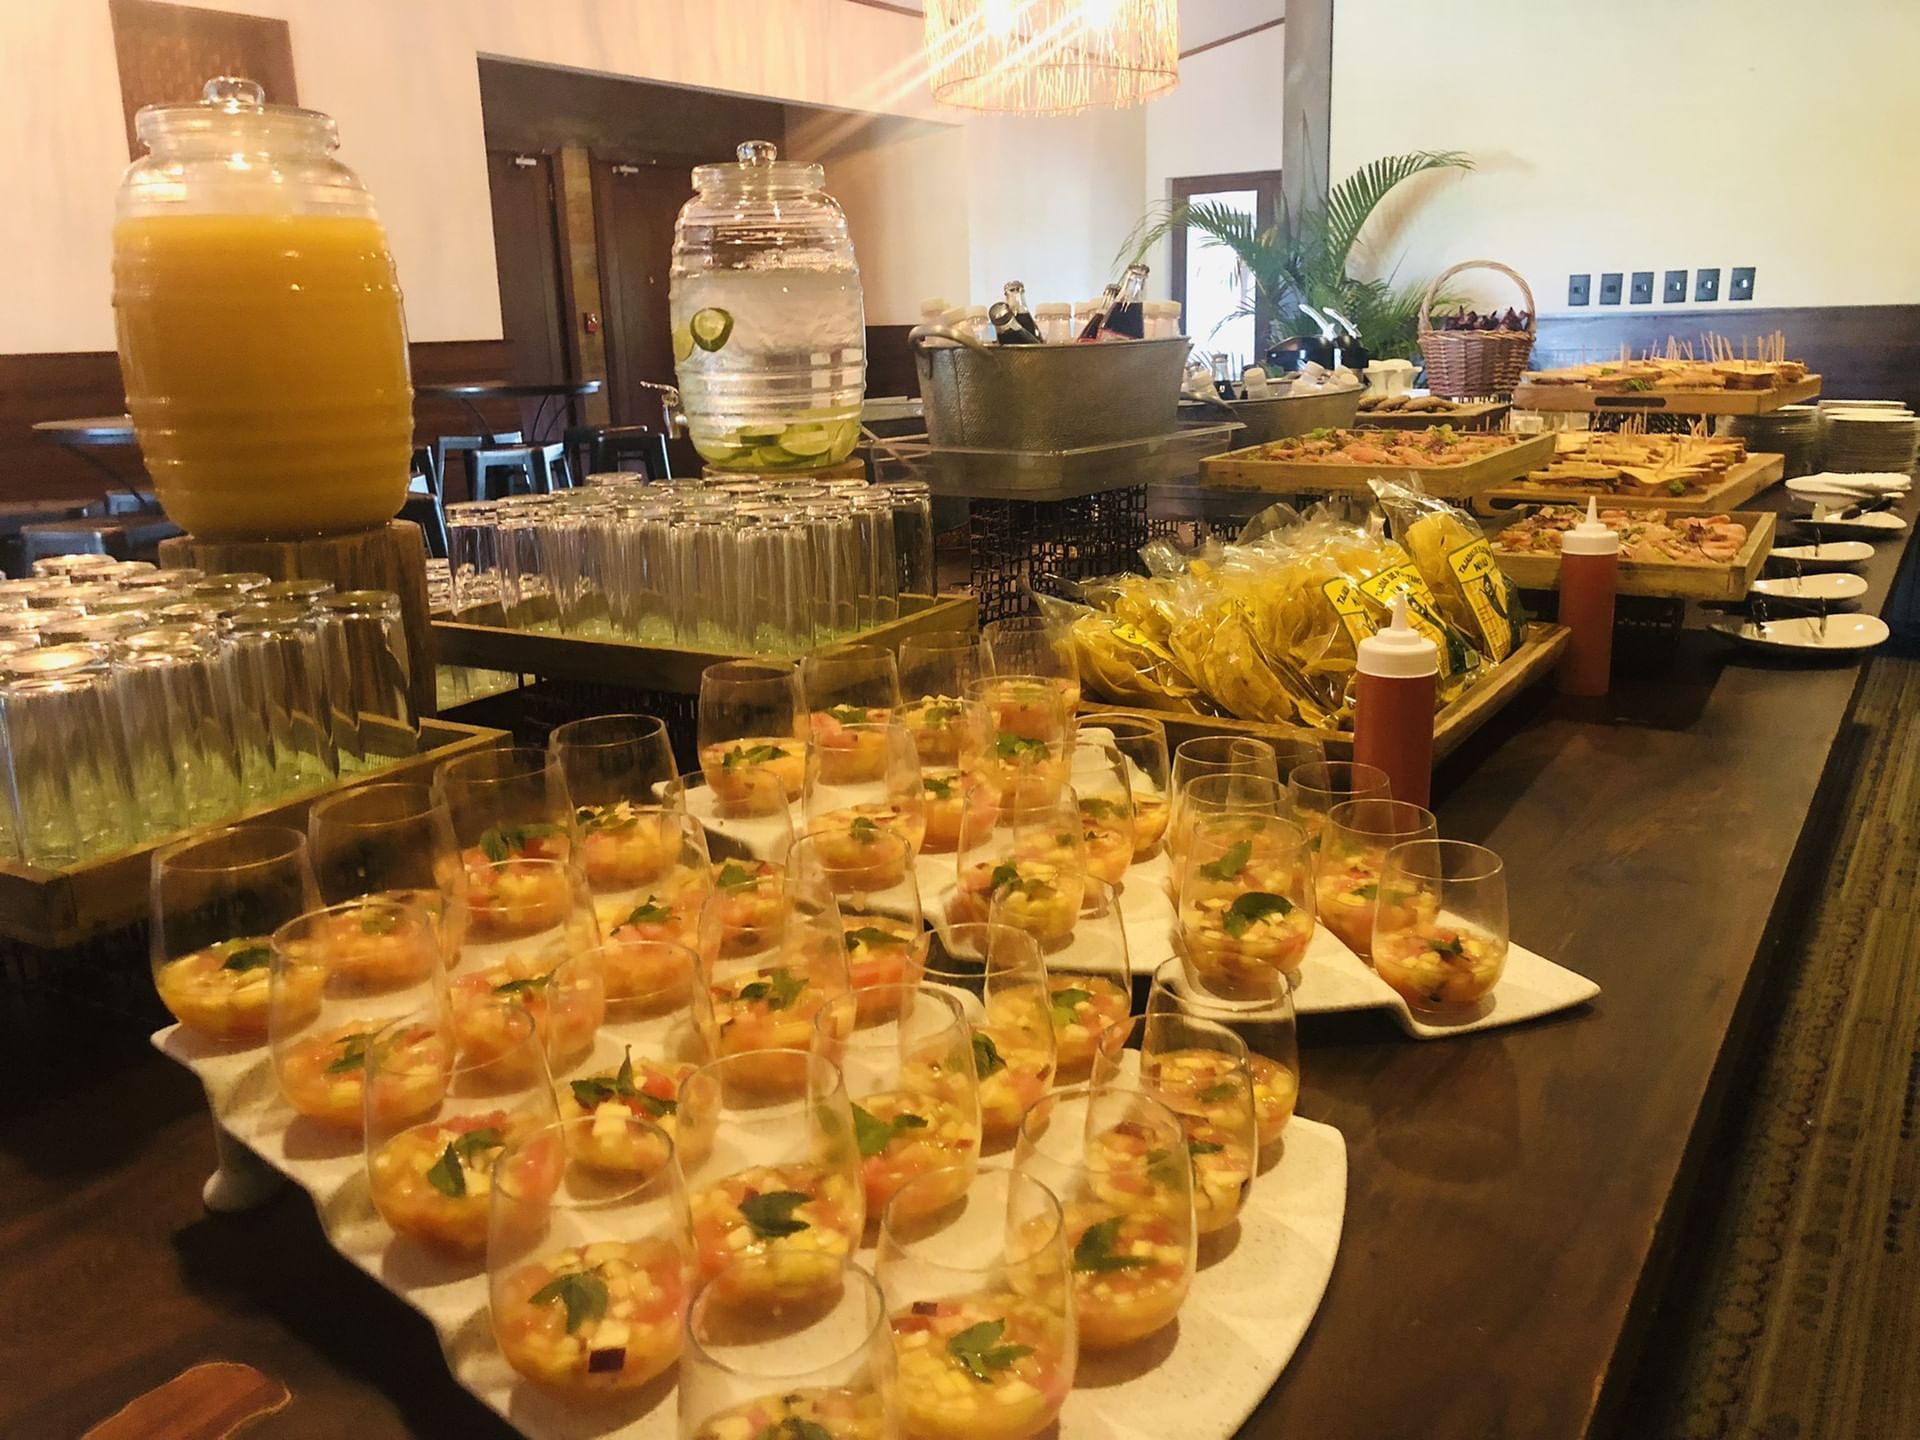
431;593;978;694
1355;400;1511;431
1513;373;1822;415
1476;450;1785;516
1491;510;1776;601
1080;622;1569;761
0;719;506;950
1198;430;1555;500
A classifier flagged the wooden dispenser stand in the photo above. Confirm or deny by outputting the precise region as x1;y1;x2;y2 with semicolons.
158;519;437;718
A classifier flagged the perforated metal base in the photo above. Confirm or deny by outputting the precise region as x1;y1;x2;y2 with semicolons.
966;485;1152;621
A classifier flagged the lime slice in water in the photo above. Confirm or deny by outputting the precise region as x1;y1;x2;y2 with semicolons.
777;423;835;458
690;308;734;352
671;324;694;363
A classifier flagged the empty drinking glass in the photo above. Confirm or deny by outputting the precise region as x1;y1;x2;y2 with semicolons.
318;589;416;771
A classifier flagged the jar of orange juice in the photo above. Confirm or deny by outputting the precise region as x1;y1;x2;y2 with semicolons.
113;77;412;541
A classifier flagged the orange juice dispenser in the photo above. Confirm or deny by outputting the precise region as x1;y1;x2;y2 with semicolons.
113;77;412;541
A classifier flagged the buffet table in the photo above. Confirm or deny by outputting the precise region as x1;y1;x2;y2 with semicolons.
1246;485;1917;1439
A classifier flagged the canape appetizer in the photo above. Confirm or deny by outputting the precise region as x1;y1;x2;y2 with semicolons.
558;1047;691;1169
699;736;807;804
891;1293;1073;1440
709;963;833;1068
599;895;703;999
369;1106;545;1254
493;1237;687;1392
853;1088;979;1215
1372;916;1507;1012
572;802;682;889
464;845;576;940
156;935;311;1042
1044;974;1130;1081
810;706;893;784
688;1164;863;1304
277;1018;446;1130
688;1386;890;1440
1062;1202;1191;1350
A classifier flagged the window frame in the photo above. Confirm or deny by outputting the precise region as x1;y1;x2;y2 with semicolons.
1168;169;1284;358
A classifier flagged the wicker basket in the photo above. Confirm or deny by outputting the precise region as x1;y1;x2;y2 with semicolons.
1418;260;1536;398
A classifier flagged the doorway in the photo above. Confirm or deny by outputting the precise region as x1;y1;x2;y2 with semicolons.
591;157;691;431
1169;170;1282;373
484;149;575;435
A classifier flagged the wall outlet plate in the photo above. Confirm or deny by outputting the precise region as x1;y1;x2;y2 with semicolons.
1695;267;1721;302
1730;266;1755;301
1599;272;1624;305
1630;271;1655;304
1664;270;1688;303
1568;273;1591;306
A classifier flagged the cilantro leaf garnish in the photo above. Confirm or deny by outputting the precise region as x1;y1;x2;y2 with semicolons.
724;742;787;769
760;1420;833;1440
1049;987;1092;1027
1079;797;1124;821
852;1103;929;1159
569;1048;676;1115
971;1032;1005;1078
738;1189;812;1239
922;700;962;725
325;1031;377;1074
737;967;807;1011
575;805;638;836
827;704;870;726
1188;1139;1226;1158
716;860;759;890
1197;1081;1240;1103
923;773;955;800
358;907;401;936
849;815;881;844
477;823;558;864
492;972;553;996
1222;891;1293;938
1199;840;1252;883
529;1270;608;1333
990;732;1049;761
988;861;1022;894
1072;1215;1148;1274
946;1317;1034;1383
844;926;907;951
1352;882;1379;900
220;943;271;973
1427;934;1466;957
424;1127;506;1198
618;898;674;929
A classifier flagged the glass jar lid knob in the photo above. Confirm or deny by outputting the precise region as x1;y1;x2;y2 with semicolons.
202;76;266;110
736;140;778;165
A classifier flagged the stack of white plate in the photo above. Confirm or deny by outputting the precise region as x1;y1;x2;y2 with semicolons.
1821;405;1918;473
1728;403;1821;476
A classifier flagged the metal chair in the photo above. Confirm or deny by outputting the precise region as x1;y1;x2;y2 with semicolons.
401;445;449;557
432;431;522;503
468;443;570;501
585;425;673;481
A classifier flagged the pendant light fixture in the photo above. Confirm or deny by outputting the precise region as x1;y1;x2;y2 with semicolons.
924;0;1179;116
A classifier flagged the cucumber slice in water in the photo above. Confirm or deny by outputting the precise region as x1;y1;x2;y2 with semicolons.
690;308;733;352
777;423;835;458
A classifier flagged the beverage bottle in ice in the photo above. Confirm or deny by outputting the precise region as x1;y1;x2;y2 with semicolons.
1101;263;1149;340
1001;280;1042;341
1076;283;1121;342
1210;353;1237;401
989;301;1042;344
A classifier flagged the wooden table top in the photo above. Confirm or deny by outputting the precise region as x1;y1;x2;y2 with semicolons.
1245;485;1917;1438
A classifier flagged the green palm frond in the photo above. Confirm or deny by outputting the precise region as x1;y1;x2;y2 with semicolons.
1319;151;1473;275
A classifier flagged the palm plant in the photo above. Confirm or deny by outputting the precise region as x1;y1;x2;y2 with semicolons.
1123;151;1474;361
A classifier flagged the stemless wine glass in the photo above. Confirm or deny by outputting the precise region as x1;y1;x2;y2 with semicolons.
1316;798;1439;959
918;761;968;856
675;1051;866;1308
877;1168;1074;1440
965;673;1074;768
1177;812;1315;996
1169;736;1281;870
308;782;468;960
1148;956;1299;1151
548;712;679;836
434;745;575;870
1097;1011;1258;1235
489;1115;692;1393
588;805;712;983
1371;839;1509;1015
365;1003;558;1257
151;824;319;1043
897;630;980;768
1013;1082;1196;1351
981;615;1079;713
790;830;927;1002
674;768;795;870
455;854;600;973
952;786;1085;946
996;876;1131;1084
699;863;850;1079
451;941;607;1077
268;897;449;1131
804;720;926;855
697;659;807;804
1287;760;1392;850
801;643;902;731
1070;738;1135;886
1082;712;1171;863
922;923;1054;1151
812;984;981;1218
681;1262;898;1440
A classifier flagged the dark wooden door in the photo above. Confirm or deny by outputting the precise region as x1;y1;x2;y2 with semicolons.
485;150;573;433
591;157;691;428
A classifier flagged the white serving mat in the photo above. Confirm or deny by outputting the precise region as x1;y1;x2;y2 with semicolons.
153;1031;1347;1440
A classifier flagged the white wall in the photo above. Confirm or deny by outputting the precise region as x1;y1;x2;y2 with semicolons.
1329;0;1920;316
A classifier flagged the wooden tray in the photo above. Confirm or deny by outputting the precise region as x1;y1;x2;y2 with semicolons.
1513;373;1822;415
1354;400;1511;431
1476;450;1785;516
0;718;506;950
1198;430;1555;500
1081;622;1569;761
1491;510;1777;600
431;594;979;694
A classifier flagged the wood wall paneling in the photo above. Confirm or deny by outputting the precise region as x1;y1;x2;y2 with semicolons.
108;0;297;157
866;324;918;402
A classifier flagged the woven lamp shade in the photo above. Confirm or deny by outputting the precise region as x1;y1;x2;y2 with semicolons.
924;0;1179;116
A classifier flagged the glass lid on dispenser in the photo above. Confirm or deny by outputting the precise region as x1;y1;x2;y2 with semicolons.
134;76;339;154
692;140;826;197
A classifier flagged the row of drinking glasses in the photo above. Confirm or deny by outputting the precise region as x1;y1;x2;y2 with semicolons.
443;477;936;650
0;557;414;866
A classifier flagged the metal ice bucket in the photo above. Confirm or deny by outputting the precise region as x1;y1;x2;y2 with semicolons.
909;326;1187;452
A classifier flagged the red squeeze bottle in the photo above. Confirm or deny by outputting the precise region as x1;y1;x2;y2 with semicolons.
1555;496;1618;697
1353;593;1438;809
